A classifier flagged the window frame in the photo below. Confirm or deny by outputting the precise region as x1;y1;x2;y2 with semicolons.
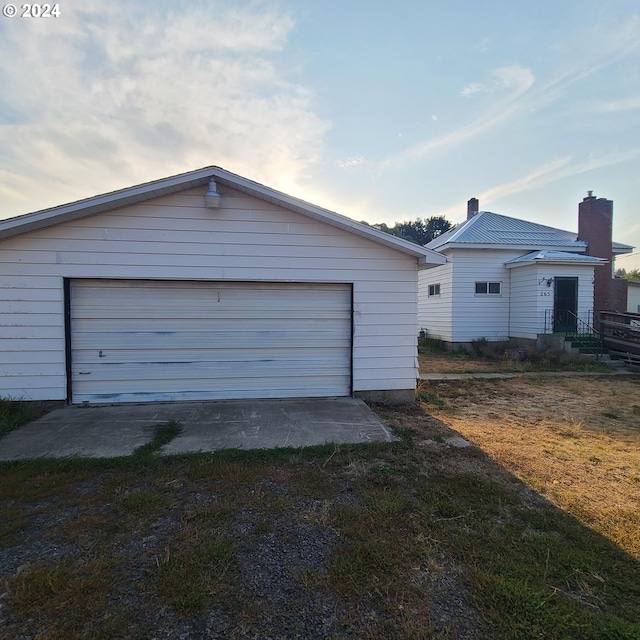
475;281;501;295
428;283;441;297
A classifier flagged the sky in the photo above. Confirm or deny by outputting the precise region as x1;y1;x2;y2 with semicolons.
1;0;639;270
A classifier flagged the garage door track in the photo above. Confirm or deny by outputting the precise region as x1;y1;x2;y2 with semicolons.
0;398;396;461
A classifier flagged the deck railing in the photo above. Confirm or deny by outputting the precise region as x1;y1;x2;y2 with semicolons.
599;311;640;360
543;309;594;335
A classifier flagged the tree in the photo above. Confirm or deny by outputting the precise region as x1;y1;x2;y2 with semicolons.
615;267;640;280
371;216;452;246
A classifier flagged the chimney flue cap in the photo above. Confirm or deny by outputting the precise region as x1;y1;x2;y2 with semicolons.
467;197;479;220
583;190;596;201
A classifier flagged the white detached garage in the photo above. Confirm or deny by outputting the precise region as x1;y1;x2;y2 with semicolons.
0;167;445;405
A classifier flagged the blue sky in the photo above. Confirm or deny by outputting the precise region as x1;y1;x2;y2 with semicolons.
1;0;639;269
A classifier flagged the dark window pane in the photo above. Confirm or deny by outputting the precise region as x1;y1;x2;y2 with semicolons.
475;282;487;294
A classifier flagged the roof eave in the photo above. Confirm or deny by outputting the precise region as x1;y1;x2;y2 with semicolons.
0;167;216;241
0;166;445;263
613;245;634;255
436;242;587;252
211;168;445;262
505;259;608;269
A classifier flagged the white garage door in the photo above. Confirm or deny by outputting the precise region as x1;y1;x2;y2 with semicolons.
70;279;352;404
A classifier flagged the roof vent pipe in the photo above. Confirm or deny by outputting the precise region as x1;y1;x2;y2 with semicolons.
204;179;222;209
467;197;479;220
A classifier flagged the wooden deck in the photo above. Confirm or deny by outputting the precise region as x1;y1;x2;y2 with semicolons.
599;311;640;363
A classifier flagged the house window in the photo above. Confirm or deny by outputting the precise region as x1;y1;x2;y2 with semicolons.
428;283;441;297
475;281;501;295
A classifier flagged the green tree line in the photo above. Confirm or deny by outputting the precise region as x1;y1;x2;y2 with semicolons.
615;268;640;280
362;216;452;246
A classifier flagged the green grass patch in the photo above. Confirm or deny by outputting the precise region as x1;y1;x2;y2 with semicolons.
154;532;237;615
117;488;170;517
0;397;36;439
416;387;447;407
418;334;449;354
0;502;29;547
133;420;183;458
5;557;115;639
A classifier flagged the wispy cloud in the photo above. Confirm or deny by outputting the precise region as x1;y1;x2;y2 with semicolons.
0;0;329;217
439;148;640;219
460;82;484;98
379;14;640;173
380;65;534;170
592;96;640;113
336;156;365;169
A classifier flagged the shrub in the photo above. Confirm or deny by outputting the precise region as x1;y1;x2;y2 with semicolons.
0;398;35;439
470;337;490;358
418;332;447;354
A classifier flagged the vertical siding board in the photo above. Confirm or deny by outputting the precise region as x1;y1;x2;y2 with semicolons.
1;187;420;400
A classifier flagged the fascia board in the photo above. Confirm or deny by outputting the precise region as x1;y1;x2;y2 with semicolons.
0;165;446;263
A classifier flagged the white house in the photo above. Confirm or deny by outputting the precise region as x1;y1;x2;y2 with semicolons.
0;167;445;405
418;195;634;347
628;280;640;314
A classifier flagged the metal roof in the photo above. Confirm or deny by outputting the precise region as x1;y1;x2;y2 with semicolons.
0;166;446;266
427;211;633;255
505;250;608;268
427;212;584;249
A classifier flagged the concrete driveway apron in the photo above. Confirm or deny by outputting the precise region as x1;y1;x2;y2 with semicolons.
0;397;395;461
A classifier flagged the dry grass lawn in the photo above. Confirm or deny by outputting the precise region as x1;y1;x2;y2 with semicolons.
420;375;640;559
418;352;510;373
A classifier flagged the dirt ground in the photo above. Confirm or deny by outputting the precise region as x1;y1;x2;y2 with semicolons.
418;374;640;558
418;352;504;373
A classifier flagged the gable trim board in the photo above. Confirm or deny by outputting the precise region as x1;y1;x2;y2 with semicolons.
1;168;443;404
0;166;446;266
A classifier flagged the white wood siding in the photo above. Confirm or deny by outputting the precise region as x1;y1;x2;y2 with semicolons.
508;265;542;339
417;263;453;341
509;265;595;338
628;282;640;314
0;185;419;401
449;249;523;342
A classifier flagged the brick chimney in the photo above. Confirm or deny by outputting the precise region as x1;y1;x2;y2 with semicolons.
467;198;479;220
577;192;627;319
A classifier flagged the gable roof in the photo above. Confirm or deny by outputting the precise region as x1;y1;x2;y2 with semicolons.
427;211;633;255
504;250;608;268
0;166;446;266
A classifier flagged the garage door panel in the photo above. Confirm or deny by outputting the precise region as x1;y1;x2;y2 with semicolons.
72;334;351;351
72;316;350;332
73;374;350;401
72;308;350;322
72;346;350;365
72;358;350;376
81;384;351;404
70;280;352;403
